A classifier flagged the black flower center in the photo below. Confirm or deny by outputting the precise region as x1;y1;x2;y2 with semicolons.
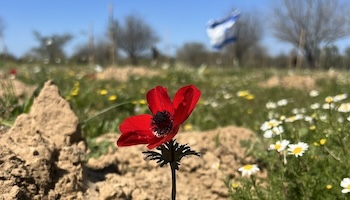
151;110;174;137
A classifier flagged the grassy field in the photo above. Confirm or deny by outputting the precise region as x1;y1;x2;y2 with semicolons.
1;64;350;199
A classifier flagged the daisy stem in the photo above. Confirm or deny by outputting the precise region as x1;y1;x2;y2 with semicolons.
169;139;177;200
336;134;347;156
250;176;264;200
279;134;287;165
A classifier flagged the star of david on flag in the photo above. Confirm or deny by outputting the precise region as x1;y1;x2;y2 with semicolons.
207;10;240;49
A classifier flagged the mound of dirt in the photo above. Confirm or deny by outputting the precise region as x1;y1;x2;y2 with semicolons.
0;80;258;200
0;79;36;101
0;80;86;199
259;75;316;90
85;126;257;200
96;66;160;82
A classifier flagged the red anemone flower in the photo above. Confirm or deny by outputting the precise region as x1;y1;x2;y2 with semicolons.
117;85;201;149
9;68;17;75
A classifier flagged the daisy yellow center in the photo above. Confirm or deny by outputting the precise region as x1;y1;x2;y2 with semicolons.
325;96;333;103
245;94;255;100
268;121;278;127
238;91;249;97
100;89;108;95
293;147;302;155
243;165;253;170
151;110;174;137
319;139;326;145
347;184;350;190
108;95;117;101
275;144;281;150
231;182;239;189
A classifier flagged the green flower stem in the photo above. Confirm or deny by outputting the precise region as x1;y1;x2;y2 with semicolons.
82;101;131;124
323;146;342;162
336;134;347;156
169;139;177;200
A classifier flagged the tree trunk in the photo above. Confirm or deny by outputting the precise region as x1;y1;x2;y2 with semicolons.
305;51;316;69
129;53;138;65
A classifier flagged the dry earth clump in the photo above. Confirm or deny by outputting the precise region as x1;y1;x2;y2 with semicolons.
258;74;316;91
95;66;160;82
0;79;36;101
0;80;86;200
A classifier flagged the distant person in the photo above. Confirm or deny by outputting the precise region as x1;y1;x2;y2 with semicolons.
151;46;159;67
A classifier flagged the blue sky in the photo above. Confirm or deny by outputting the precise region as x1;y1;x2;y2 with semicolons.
0;0;349;58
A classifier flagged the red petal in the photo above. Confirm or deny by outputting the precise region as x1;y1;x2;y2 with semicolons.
147;124;180;149
117;114;155;147
146;86;174;115
172;85;201;125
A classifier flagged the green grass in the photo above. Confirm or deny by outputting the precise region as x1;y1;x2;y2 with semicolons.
1;64;350;199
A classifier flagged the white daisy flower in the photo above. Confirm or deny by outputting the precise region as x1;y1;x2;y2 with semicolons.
266;101;277;109
320;115;328;122
277;99;288;106
338;117;344;123
309;90;319;97
292;108;306;114
210;101;218;108
304;116;313;122
269;140;290;152
260;119;282;131
334;93;348;102
310;103;320;110
341;178;350;193
263;126;284;138
338;103;350;113
285;114;304;122
322;103;334;110
238;164;260;177
288;142;309;157
223;93;232;99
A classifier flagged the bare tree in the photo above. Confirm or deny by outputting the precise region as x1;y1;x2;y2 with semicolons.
0;17;4;39
30;31;73;64
114;15;159;65
71;40;110;66
344;47;350;69
176;42;208;67
272;0;350;68
320;45;341;69
224;10;263;67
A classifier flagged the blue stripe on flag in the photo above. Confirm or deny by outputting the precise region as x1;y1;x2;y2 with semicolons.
207;11;241;49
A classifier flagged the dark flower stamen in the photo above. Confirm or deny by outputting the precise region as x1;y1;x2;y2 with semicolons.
151;110;174;137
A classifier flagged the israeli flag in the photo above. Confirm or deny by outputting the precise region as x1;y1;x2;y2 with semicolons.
207;11;240;49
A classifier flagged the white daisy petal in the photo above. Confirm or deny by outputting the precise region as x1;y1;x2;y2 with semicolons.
340;178;350;193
